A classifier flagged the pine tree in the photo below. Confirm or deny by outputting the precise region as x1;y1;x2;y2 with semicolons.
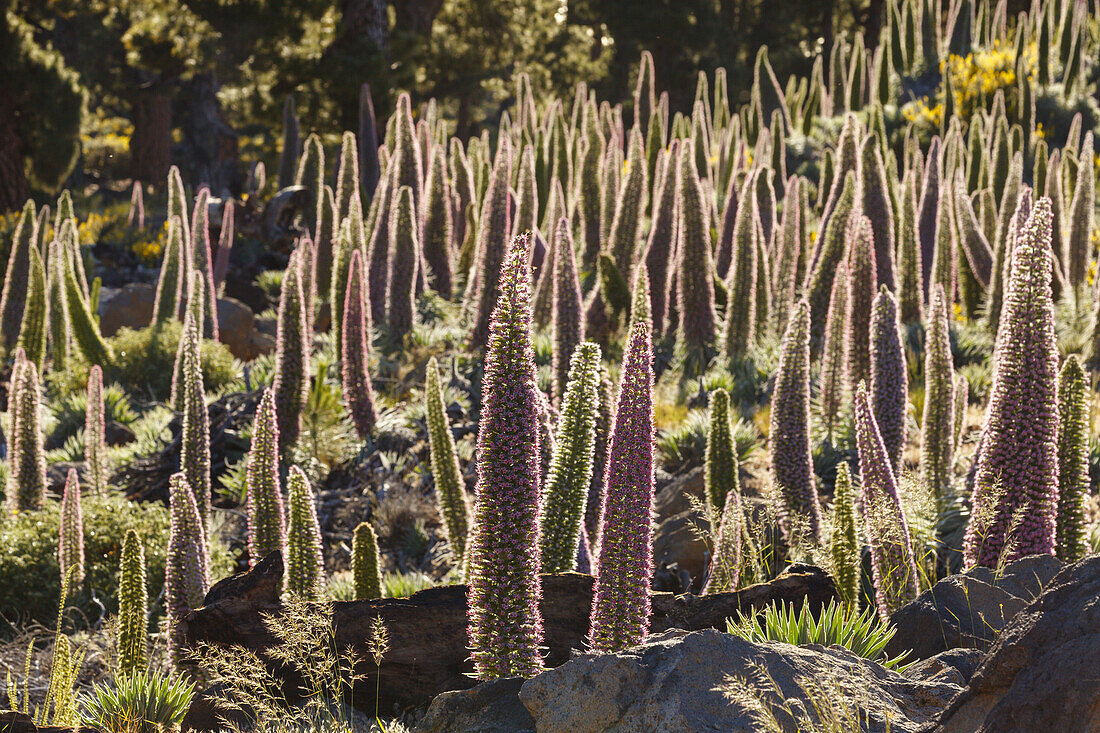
84;365;109;495
425;356;470;567
246;389;285;565
166;473;208;660
769;301;822;539
58;469;84;585
466;236;544;679
1055;354;1089;562
854;383;919;619
829;461;860;607
704;388;739;515
920;284;955;506
117;529;149;676
964;198;1060;568
272;252;310;452
342;249;378;440
388;185;419;333
352;522;383;600
869;287;908;475
551;219;584;407
284;465;326;599
6;354;45;512
179;314;212;525
589;321;655;653
539;342;601;573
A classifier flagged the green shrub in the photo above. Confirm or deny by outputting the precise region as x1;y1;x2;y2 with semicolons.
0;493;169;630
49;322;239;402
656;409;761;474
81;669;194;733
47;383;137;448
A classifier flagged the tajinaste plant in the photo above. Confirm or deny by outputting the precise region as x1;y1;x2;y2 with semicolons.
807;171;857;354
920;284;955;506
645;143;678;335
589;320;655;653
421;145;454;297
724;175;759;361
466;137;514;347
466;236;544;679
16;244;46;368
284;465;326;599
896;170;924;324
342;249;379;440
352;521;383;600
1055;354;1089;562
539;342;601;574
702;484;742;595
272;250;310;452
152;217;185;326
84;364;109;496
676;140;718;373
964;198;1059;568
179;313;212;525
190;188;219;340
6;352;46;513
869;286;908;476
387;185;419;333
854;383;919;619
585;364;614;550
246;388;285;566
58;469;84;585
769;301;822;539
845;215;878;391
166;472;209;661
829;460;860;607
0;202;36;351
425;356;471;567
117;529;149;676
551;219;584;407
819;260;850;441
704;388;739;516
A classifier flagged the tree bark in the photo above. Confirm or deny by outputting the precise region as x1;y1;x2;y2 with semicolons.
130;83;172;187
179;73;240;196
0;86;28;213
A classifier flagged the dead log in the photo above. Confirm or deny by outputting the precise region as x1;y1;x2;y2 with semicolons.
179;552;838;717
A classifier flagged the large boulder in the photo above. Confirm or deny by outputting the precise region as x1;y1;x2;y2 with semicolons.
415;679;534;733
98;283;155;336
885;555;1063;661
931;556;1100;731
216;296;274;360
417;629;959;733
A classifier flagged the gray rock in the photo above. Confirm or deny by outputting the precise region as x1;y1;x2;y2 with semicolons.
886;555;1063;662
98;282;155;336
904;649;984;687
931;556;1100;732
518;629;960;733
415;678;534;733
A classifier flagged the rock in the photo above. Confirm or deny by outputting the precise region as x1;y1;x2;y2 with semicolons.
216;297;264;361
414;678;534;733
104;419;136;446
885;555;1063;661
515;629;960;733
931;556;1100;732
181;684;253;732
904;649;984;687
652;508;709;590
98;283;155;336
0;710;102;732
653;467;704;519
179;552;837;720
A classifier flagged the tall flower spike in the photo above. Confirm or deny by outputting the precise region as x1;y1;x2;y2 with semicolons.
246;388;285;566
704;388;739;516
920;284;955;506
854;383;919;619
466;236;544;680
58;469;84;586
425;356;470;567
272;251;310;452
152;217;185;326
585;364;614;550
85;365;109;496
897;171;924;324
869;286;908;476
388;185;419;333
724;178;759;361
1055;354;1089;562
16;244;47;369
46;239;71;370
964;198;1059;568
421;145;454;298
179;313;212;525
342;249;378;440
467;137;514;347
645;142;679;335
676;140;717;371
6;355;46;513
953;374;968;453
64;246;112;367
845;215;878;391
353;522;383;600
703;473;742;595
539;342;601;574
0;202;36;351
166;472;209;660
607;128;648;283
117;529;148;676
829;461;860;607
211;201;233;296
284;465;326;599
807;171;856;354
769;301;822;539
190;189;219;340
1066;133;1094;289
819;260;850;441
589;320;655;653
551;219;584;407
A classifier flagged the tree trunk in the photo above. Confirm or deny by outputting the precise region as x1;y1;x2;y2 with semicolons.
340;0;390;53
0;87;28;213
130;84;172;187
179;74;240;196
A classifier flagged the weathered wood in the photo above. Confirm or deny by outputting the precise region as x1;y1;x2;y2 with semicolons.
179;552;838;718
